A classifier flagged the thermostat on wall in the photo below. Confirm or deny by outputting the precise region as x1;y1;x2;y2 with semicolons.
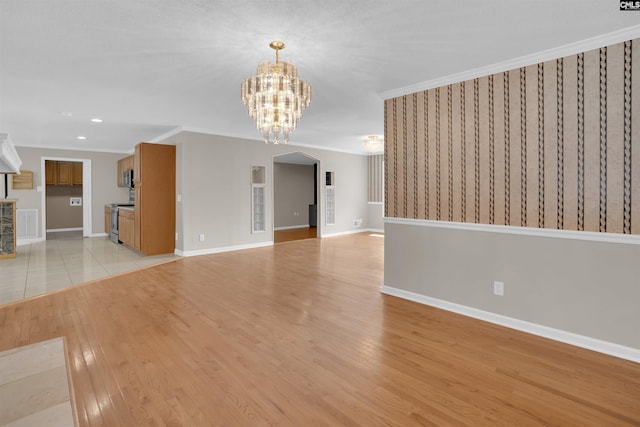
70;197;82;206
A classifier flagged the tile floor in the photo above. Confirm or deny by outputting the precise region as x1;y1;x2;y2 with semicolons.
0;338;73;427
0;231;177;305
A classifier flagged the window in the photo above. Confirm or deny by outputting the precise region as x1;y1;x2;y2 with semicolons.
251;166;266;233
325;171;335;225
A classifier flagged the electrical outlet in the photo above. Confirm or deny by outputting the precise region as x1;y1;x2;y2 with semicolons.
175;232;178;241
199;233;205;242
493;281;504;296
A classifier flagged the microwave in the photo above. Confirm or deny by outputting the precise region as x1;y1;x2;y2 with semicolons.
123;169;134;188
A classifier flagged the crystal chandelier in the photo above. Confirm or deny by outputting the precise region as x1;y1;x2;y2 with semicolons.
363;135;384;153
241;41;311;144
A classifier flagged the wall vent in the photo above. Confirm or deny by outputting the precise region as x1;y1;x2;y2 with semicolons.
17;209;38;239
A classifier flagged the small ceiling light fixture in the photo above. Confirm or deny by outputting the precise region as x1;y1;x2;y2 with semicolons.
76;136;87;140
90;118;103;123
363;135;384;153
241;41;311;144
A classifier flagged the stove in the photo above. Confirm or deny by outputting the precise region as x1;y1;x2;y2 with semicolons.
110;203;135;243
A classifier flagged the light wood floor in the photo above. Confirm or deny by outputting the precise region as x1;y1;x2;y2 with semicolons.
0;233;638;426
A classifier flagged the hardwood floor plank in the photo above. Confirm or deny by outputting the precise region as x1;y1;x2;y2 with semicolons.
0;233;638;426
274;227;317;243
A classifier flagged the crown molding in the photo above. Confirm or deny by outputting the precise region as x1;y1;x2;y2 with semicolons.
160;126;367;156
13;143;131;154
379;25;640;100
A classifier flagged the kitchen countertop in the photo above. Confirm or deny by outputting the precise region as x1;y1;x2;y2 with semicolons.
106;203;135;208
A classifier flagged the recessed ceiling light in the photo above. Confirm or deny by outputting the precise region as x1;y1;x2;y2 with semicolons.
90;118;103;123
77;136;87;140
58;111;73;117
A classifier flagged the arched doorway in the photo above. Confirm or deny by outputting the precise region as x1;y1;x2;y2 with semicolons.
273;152;320;243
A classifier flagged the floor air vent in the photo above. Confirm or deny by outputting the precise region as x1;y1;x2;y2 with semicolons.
17;209;38;239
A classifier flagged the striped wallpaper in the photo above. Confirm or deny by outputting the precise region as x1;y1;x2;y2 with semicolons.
367;154;383;203
384;38;640;235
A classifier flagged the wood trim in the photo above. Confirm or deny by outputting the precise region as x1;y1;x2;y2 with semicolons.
384;216;640;245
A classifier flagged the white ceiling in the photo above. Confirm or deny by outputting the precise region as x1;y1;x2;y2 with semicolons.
1;1;639;155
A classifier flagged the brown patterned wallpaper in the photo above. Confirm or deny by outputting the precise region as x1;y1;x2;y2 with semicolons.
367;154;383;203
385;39;640;235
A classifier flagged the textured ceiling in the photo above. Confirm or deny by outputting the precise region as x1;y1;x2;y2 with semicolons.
1;1;639;155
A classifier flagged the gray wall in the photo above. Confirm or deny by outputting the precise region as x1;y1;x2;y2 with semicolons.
10;146;130;237
45;185;83;229
384;222;640;349
160;131;369;254
274;163;315;229
367;203;384;231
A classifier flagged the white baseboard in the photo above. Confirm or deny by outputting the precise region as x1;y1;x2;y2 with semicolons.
89;233;108;238
365;228;384;234
321;228;381;238
381;285;640;364
46;227;83;232
17;237;45;246
175;241;273;257
274;225;311;231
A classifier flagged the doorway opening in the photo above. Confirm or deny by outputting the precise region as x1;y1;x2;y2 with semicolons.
41;157;92;240
273;152;320;244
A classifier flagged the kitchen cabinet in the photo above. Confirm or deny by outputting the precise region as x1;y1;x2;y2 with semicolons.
45;160;56;185
0;200;17;259
134;142;175;255
117;155;134;187
104;206;111;235
57;162;73;185
72;162;83;185
45;160;83;186
118;208;135;247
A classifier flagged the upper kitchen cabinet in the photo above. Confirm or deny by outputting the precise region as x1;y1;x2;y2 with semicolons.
72;162;83;185
133;142;175;256
46;160;82;186
57;161;73;185
117;155;134;187
45;160;56;185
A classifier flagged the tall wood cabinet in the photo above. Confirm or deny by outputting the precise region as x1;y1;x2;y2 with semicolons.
134;142;176;255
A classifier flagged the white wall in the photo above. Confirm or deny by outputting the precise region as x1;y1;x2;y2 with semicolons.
367;203;384;231
159;131;369;255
